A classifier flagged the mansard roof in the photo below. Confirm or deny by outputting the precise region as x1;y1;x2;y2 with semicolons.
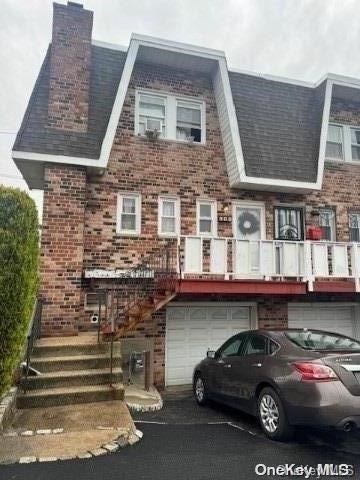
13;34;360;192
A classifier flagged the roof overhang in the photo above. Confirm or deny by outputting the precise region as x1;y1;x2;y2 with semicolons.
11;35;360;193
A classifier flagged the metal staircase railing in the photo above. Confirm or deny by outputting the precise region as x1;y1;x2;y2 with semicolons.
101;240;179;336
22;298;43;393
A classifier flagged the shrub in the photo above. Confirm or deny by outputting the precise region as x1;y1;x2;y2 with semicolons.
0;186;39;396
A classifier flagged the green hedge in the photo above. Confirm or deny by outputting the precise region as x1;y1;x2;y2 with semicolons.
0;186;39;396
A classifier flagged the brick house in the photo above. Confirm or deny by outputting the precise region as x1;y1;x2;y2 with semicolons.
13;2;360;388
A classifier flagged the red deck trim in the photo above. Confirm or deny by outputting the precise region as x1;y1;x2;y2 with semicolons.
313;280;356;293
178;279;307;295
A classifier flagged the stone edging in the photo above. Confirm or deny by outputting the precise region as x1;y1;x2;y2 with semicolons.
126;388;163;413
0;387;17;432
0;428;143;465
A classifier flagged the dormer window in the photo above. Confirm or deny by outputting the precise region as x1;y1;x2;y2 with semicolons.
138;94;166;137
351;129;360;161
326;123;360;163
176;100;202;142
325;124;344;160
135;90;205;144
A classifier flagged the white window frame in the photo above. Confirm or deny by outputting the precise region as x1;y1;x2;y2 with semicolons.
325;124;344;161
116;193;141;236
232;201;266;239
319;208;336;241
135;89;206;144
158;196;180;237
196;199;217;237
349;212;360;242
325;123;360;164
136;92;167;138
350;127;360;162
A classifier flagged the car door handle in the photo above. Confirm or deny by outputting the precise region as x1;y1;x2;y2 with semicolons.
252;363;262;368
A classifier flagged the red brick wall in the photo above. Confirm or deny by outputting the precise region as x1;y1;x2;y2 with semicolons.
82;62;360;274
40;165;86;336
48;3;93;132
40;59;360;369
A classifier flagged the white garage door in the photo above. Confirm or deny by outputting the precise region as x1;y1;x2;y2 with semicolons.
166;304;253;386
288;304;356;338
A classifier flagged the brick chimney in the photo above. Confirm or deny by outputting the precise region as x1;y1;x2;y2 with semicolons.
48;2;93;132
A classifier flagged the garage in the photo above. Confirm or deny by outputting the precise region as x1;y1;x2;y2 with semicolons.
288;303;359;339
166;304;255;386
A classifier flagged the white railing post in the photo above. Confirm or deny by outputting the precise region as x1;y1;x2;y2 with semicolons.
351;243;360;292
304;241;314;291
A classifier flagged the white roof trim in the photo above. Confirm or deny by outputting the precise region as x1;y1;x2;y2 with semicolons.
131;33;225;59
13;33;360;192
12;150;101;167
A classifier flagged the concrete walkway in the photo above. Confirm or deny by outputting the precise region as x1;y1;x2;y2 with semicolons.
0;401;135;463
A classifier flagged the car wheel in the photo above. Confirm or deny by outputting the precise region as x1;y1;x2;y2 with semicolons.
193;374;207;406
258;387;294;441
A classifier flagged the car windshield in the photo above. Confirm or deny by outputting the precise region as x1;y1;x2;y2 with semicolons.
285;330;360;351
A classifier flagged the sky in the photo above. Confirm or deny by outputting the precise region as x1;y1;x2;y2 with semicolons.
0;0;359;219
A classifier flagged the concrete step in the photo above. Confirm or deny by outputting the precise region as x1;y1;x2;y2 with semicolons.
32;342;121;358
30;354;122;373
20;368;123;390
17;384;124;409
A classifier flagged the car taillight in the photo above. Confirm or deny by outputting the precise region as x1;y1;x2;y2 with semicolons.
293;362;338;382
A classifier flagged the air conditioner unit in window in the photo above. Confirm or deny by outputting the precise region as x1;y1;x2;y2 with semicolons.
145;118;162;140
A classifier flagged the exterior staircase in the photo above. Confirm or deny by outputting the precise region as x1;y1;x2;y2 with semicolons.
17;334;124;409
100;241;180;341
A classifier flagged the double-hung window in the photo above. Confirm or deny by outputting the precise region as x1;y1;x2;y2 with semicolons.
176;100;202;142
138;93;166;137
197;200;217;236
351;129;360;161
158;197;180;236
117;193;141;235
349;212;360;242
319;208;336;241
325;125;344;160
136;90;205;144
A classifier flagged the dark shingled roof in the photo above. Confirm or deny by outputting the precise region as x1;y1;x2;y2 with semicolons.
13;45;127;158
229;72;326;182
14;45;325;184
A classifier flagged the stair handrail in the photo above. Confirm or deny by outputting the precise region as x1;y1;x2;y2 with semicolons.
22;297;43;393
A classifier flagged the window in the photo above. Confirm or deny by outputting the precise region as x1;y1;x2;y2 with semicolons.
351;128;360;161
319;208;336;241
138;94;166;137
117;193;141;235
136;90;205;143
325;124;344;160
218;334;247;358
176;100;202;142
269;340;279;355
274;206;304;241
349;212;360;242
286;330;360;352
197;200;217;236
158;197;180;236
244;335;267;355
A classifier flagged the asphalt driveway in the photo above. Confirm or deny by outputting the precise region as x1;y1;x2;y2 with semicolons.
1;390;360;480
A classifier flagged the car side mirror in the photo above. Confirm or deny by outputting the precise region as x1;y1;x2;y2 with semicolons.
207;350;216;359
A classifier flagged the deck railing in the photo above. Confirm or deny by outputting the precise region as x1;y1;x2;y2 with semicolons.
178;236;360;291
